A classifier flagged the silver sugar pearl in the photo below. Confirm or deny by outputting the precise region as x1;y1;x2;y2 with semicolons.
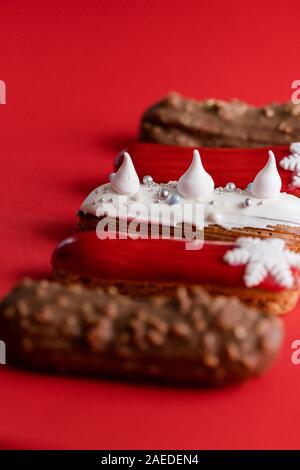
226;182;236;192
98;197;105;203
109;172;116;181
143;175;153;185
160;188;169;199
169;194;181;205
209;200;216;206
244;197;253;207
103;186;109;193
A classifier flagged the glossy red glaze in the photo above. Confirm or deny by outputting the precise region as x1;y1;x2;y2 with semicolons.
116;143;300;197
51;232;297;291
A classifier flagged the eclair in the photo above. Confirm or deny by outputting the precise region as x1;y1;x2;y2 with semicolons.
52;232;300;315
140;93;300;148
0;279;283;386
78;146;300;253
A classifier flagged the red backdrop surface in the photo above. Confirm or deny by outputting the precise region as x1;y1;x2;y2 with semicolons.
1;0;300;450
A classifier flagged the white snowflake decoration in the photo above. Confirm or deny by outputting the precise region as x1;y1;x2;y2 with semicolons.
292;173;300;188
224;237;300;288
290;142;300;155
280;142;300;188
280;154;300;172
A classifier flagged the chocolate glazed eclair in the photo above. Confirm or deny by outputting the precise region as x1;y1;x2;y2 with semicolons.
140;92;300;148
0;279;283;386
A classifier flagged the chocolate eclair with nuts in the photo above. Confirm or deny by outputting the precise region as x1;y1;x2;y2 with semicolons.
140;92;300;148
0;279;283;386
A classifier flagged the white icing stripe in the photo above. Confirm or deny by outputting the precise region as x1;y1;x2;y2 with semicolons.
80;182;300;230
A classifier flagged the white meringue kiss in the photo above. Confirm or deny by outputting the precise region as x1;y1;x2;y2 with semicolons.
251;150;282;199
110;152;140;196
177;149;214;200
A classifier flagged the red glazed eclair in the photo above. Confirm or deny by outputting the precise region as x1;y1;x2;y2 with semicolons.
52;232;300;315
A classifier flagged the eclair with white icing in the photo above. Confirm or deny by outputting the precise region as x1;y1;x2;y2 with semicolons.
78;147;300;253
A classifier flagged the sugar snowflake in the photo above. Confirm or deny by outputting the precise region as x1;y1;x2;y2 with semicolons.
280;143;300;189
224;237;300;288
292;173;300;188
280;154;300;172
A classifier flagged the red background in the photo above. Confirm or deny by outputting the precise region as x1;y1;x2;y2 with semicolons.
1;0;300;450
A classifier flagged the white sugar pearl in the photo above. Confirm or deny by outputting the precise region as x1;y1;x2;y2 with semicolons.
143;175;153;185
244;197;253;207
160;188;169;199
226;182;236;192
169;194;181;205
